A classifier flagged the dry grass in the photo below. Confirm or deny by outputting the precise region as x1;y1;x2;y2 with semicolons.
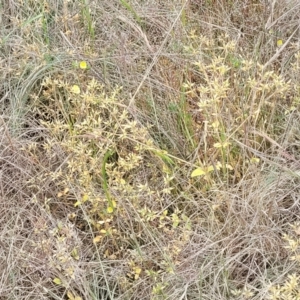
1;0;300;299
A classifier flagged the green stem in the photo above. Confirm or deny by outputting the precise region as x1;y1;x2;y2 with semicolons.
101;149;115;208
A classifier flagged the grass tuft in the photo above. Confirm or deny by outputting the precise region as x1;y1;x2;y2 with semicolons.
1;1;300;299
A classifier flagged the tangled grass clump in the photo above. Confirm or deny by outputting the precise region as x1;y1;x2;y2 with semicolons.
266;222;300;300
22;71;193;298
1;0;300;299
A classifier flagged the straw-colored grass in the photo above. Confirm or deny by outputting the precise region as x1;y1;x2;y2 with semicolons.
1;1;300;299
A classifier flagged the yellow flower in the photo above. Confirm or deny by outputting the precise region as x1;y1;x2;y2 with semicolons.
107;206;114;213
79;61;87;69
